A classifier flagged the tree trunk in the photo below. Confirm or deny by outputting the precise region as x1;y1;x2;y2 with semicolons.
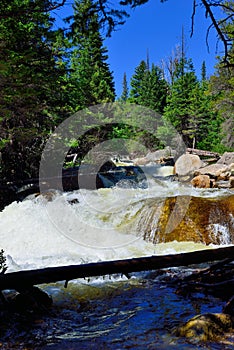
186;148;220;158
0;246;233;291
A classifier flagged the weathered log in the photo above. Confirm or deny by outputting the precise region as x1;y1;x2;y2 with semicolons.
186;148;220;159
0;246;233;291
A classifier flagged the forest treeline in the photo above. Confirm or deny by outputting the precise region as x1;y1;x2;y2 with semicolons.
0;0;233;183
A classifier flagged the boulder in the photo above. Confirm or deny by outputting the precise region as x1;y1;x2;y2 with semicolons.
119;195;234;245
191;175;211;188
6;286;52;313
175;313;233;342
133;157;150;166
217;152;234;165
174;154;203;176
196;163;229;179
146;146;175;162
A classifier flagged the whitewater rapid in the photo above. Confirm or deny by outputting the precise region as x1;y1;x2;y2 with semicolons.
0;181;233;272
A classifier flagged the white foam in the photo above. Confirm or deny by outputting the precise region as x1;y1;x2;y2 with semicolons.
0;184;232;272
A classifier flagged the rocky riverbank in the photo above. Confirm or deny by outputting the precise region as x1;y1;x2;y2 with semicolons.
131;149;234;189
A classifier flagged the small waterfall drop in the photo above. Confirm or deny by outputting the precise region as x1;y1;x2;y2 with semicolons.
0;182;233;272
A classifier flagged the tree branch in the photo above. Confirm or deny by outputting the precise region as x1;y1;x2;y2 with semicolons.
201;0;232;66
190;0;197;38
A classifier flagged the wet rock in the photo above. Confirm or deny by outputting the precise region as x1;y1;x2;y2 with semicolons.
174;154;203;177
157;195;234;244
121;195;234;245
191;175;211;188
36;190;60;202
7;287;52;313
175;313;233;342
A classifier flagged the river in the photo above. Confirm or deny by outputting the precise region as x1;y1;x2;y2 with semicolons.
0;179;233;349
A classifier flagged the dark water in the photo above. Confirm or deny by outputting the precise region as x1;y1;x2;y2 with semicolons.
1;271;233;350
0;188;233;349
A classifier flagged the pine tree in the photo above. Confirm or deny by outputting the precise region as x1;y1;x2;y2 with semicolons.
208;2;234;151
68;0;115;110
164;57;199;147
201;61;207;82
129;60;148;102
139;64;168;114
0;0;68;181
120;72;129;101
129;60;168;114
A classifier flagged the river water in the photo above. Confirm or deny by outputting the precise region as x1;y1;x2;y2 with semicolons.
0;179;233;349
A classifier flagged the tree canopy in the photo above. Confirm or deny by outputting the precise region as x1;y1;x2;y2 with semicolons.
0;0;233;184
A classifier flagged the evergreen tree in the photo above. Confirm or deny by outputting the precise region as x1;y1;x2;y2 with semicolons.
139;64;168;114
67;0;115;110
189;79;222;151
0;0;68;181
201;61;207;81
208;2;234;151
129;60;168;114
163;57;199;147
129;60;148;102
164;56;224;150
120;72;129;101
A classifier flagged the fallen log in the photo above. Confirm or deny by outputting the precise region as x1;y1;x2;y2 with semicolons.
0;246;233;291
186;148;220;159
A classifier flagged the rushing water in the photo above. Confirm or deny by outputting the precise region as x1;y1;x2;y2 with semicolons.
0;179;233;349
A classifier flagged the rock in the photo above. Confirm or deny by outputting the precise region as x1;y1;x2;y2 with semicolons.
36;190;60;202
119;195;234;245
175;313;233;342
229;163;234;175
174;154;203;176
145;147;175;162
196;163;229;179
6;286;52;313
191;175;211;188
133;157;150;166
215;181;231;189
217;152;234;165
230;176;234;189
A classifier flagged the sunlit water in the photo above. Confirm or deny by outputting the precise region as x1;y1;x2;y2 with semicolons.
0;180;233;349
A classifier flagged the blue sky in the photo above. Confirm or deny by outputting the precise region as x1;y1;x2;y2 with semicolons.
54;0;223;97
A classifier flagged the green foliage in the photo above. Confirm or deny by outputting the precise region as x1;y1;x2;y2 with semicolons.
67;0;115;110
0;0;232;187
0;0;70;181
0;249;7;274
120;72;129;101
163;57;198;147
208;1;234;151
129;60;168;114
